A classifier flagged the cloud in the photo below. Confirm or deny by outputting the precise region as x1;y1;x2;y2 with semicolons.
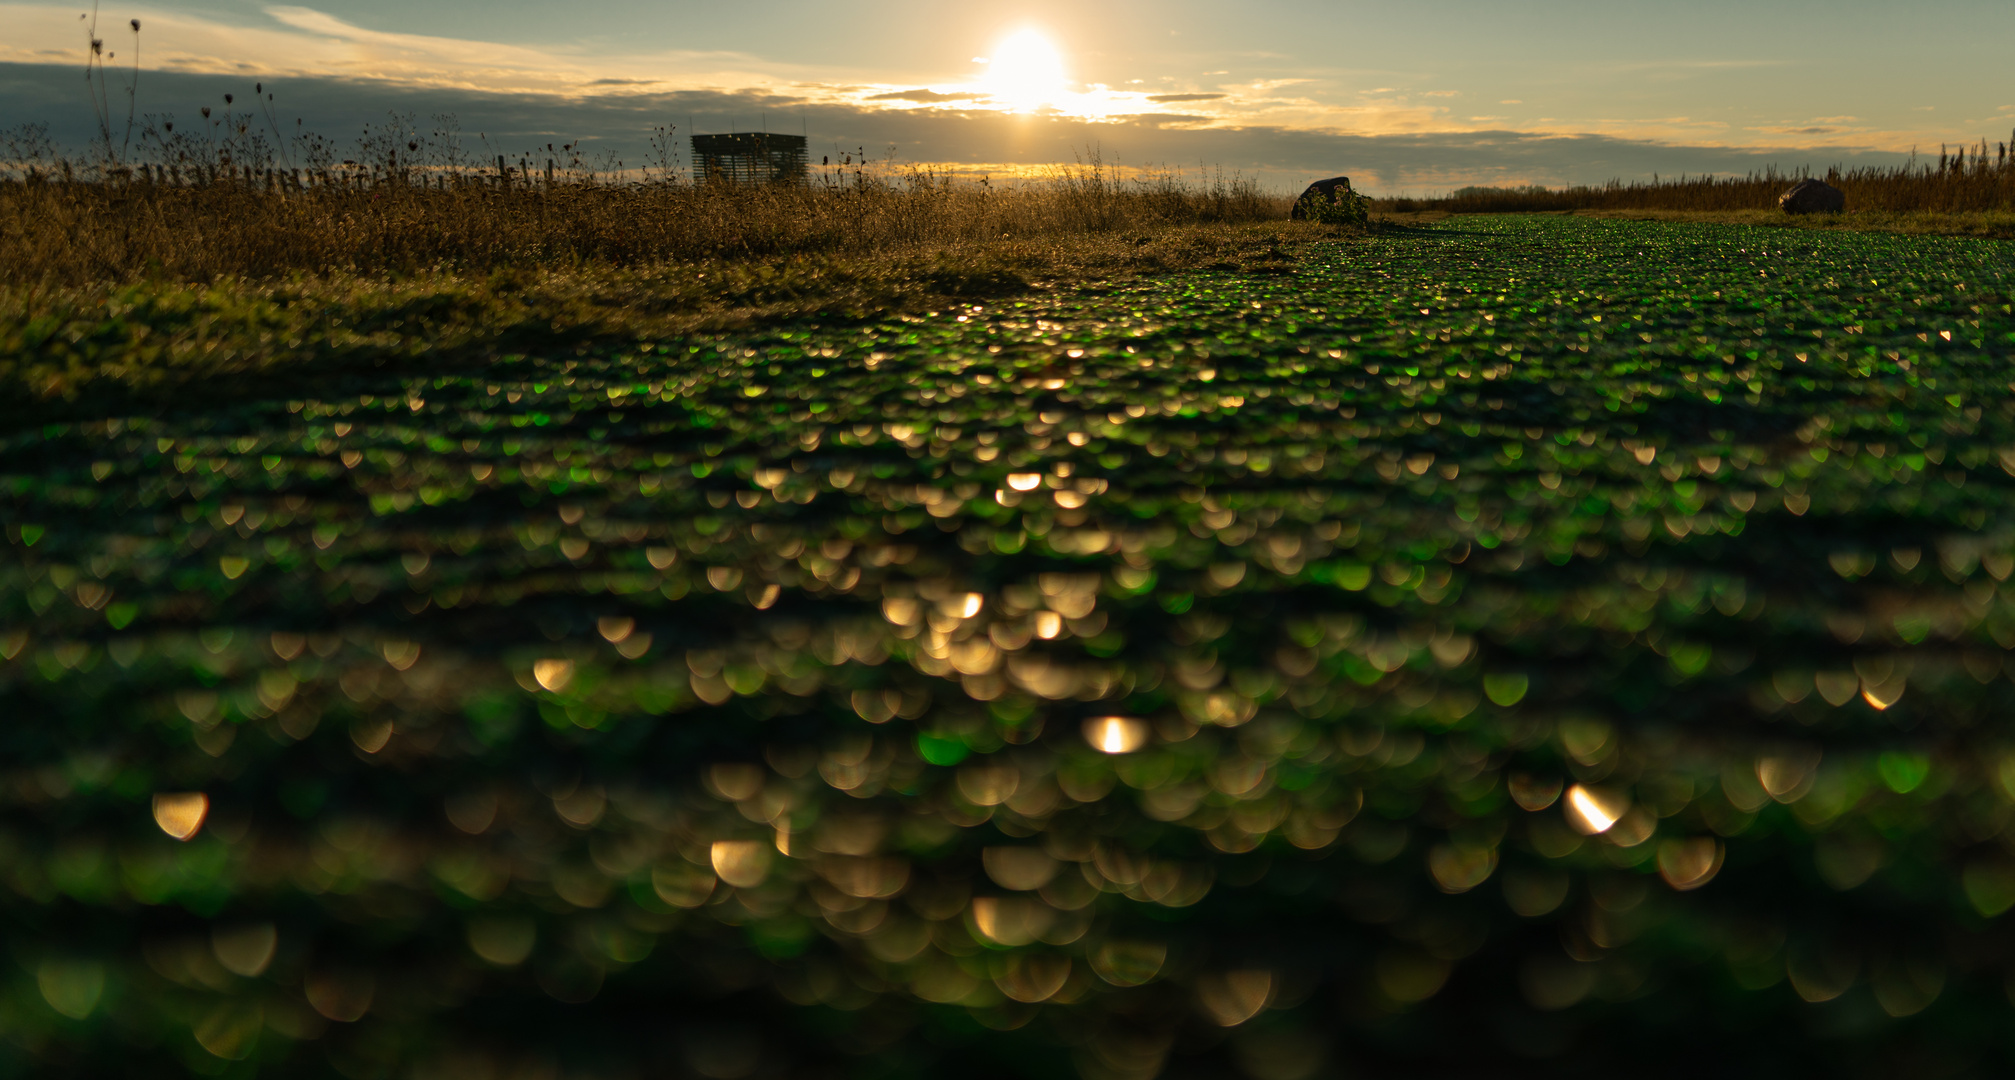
868;89;985;103
0;7;1956;180
0;4;1434;136
0;2;823;98
0;61;1920;195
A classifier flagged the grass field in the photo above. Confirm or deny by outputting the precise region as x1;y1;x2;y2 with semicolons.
7;214;2015;1078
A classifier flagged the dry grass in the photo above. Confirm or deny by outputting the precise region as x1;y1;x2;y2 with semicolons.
0;153;1333;410
0;161;1290;287
1378;141;2015;218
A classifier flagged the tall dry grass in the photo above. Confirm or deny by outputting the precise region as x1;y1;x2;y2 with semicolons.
1379;138;2015;215
0;145;1287;287
0;138;1312;406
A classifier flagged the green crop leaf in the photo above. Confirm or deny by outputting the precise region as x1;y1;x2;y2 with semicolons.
1964;862;2015;918
1878;751;1932;794
916;734;969;767
36;960;104;1021
1483;674;1530;707
5;215;2015;1070
1668;643;1713;677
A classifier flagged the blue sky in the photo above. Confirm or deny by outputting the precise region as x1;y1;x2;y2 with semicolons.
4;0;2012;191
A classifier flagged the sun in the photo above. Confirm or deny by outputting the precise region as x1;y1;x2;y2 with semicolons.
979;29;1067;112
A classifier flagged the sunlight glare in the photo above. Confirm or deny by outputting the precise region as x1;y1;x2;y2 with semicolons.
1564;784;1628;835
982;30;1068;112
1084;715;1148;754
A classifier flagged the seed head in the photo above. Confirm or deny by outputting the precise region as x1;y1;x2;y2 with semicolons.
130;18;140;31
224;93;233;105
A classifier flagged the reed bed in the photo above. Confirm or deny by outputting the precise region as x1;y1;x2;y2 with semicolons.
1379;138;2015;214
0;150;1288;287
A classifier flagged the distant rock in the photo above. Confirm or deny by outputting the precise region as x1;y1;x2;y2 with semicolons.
1292;176;1358;221
1779;179;1846;215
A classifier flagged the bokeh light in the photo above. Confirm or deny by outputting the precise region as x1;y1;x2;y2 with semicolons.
8;217;2015;1073
1083;715;1149;754
151;792;208;840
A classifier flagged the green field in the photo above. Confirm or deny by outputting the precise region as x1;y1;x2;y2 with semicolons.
7;214;2015;1078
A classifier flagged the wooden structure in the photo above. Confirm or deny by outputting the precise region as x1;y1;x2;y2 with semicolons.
690;133;808;186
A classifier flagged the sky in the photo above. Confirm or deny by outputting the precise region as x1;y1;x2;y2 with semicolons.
4;0;2014;193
